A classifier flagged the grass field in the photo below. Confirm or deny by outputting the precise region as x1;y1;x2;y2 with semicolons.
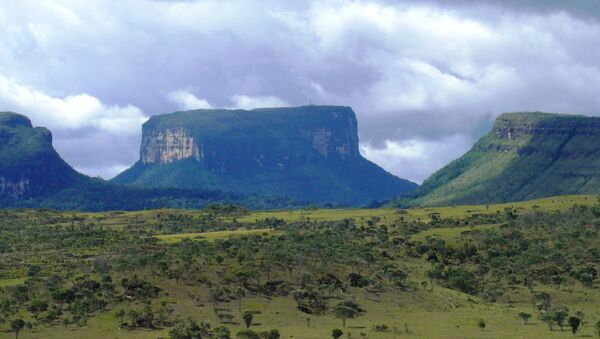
4;194;591;231
238;195;595;224
154;228;276;243
0;278;26;288
410;223;500;245
17;277;600;339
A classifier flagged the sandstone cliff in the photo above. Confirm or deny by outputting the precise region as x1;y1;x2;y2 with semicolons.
113;105;417;205
0;111;306;210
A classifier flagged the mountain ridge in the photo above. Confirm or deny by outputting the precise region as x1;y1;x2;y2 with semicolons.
0;111;308;211
394;111;600;207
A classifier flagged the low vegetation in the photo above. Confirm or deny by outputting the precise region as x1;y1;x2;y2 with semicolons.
0;196;599;338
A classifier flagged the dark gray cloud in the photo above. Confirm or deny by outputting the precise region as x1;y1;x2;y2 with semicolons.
0;0;599;182
420;0;600;20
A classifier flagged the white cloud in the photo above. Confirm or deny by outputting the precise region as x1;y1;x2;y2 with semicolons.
0;73;147;134
230;95;288;110
1;0;600;182
360;135;474;183
167;89;212;110
0;73;146;178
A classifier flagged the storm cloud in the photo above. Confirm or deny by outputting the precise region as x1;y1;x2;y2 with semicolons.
1;0;599;182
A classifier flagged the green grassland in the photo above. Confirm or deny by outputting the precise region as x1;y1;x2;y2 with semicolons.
2;194;590;230
410;223;500;245
0;195;599;338
155;228;276;243
240;194;594;222
24;283;600;339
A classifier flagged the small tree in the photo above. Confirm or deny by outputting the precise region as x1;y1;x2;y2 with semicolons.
11;319;25;339
533;292;551;312
595;320;600;336
541;313;554;330
552;307;569;331
27;265;41;277
27;299;48;318
478;319;486;331
243;311;253;329
332;328;343;339
334;305;358;328
143;304;154;329
236;287;246;311
518;312;532;325
568;317;581;335
115;309;125;324
575;310;586;325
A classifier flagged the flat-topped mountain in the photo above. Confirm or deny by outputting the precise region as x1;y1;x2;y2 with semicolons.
0;111;303;210
395;112;600;207
113;106;417;205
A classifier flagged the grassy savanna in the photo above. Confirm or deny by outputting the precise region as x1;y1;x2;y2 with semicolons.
0;195;599;338
238;194;595;224
155;228;276;243
21;284;600;339
410;223;500;245
0;194;591;231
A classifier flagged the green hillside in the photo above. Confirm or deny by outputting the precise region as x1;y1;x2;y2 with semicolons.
395;112;600;207
0;112;86;200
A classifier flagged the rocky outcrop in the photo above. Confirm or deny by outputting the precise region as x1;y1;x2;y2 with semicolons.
114;105;417;205
141;128;202;164
0;177;30;199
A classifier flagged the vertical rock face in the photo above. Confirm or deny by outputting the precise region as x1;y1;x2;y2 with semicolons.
136;106;361;171
141;128;202;164
0;111;310;210
0;177;30;199
114;105;417;205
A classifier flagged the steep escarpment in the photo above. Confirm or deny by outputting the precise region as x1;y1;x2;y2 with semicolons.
394;112;600;207
0;111;305;211
113;106;417;205
0;112;85;200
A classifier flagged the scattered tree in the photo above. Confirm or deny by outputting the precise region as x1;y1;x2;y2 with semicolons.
243;311;253;329
478;319;486;331
115;309;125;324
334;305;358;328
568;316;581;335
332;328;343;339
518;312;532;325
10;319;25;339
552;307;569;331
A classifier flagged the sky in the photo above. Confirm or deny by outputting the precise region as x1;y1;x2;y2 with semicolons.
1;0;600;183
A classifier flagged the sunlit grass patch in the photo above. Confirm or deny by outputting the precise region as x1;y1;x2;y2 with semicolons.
154;228;276;243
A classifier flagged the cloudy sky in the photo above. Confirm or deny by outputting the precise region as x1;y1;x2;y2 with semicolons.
2;0;600;183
